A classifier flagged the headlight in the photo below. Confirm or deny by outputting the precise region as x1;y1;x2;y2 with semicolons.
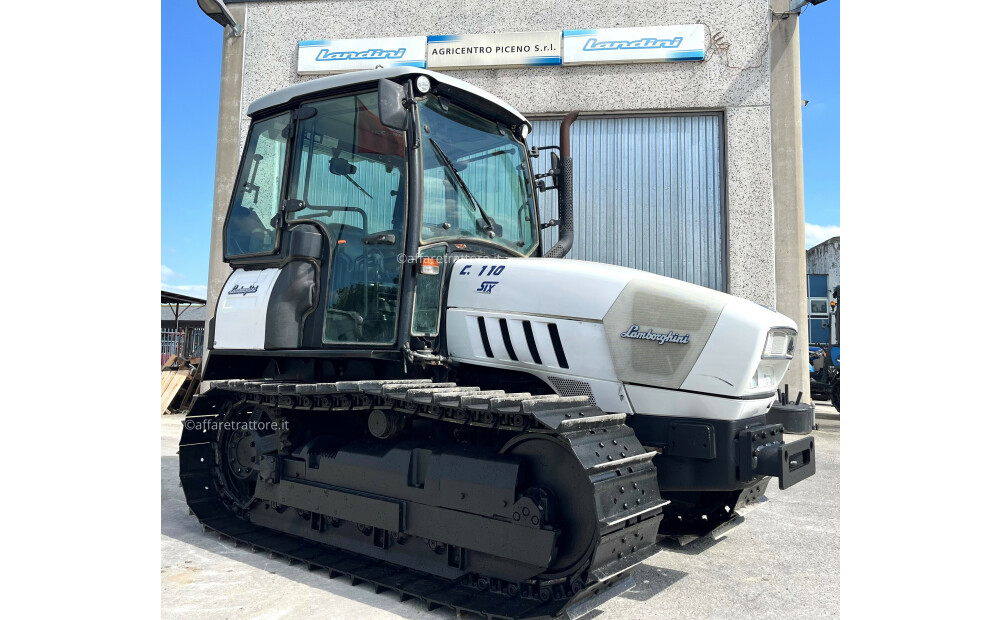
762;328;795;360
747;328;796;393
520;123;530;141
749;363;778;390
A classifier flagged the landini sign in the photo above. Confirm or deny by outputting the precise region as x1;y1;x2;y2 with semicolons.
297;25;706;74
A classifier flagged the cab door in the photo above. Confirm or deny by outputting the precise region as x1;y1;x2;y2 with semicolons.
285;91;409;345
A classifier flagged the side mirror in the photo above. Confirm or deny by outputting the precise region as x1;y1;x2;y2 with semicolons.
378;78;408;131
550;151;562;189
532;147;561;193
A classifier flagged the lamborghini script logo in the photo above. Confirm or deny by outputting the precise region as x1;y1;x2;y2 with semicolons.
228;284;259;296
620;325;690;345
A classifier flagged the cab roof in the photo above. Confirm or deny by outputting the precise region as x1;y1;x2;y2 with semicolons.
247;67;531;131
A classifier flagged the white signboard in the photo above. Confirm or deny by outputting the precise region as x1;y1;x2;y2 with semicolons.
427;31;561;70
298;36;427;74
562;25;706;66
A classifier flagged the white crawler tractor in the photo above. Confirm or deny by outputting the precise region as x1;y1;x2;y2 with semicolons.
180;68;815;618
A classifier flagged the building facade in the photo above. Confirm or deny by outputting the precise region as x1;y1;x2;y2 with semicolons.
202;0;811;397
806;235;839;345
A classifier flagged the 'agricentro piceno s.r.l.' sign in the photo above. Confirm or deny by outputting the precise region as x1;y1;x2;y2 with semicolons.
297;25;706;74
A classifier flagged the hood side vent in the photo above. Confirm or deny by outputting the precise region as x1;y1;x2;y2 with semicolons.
548;376;597;407
498;319;518;362
476;316;494;358
522;321;543;365
547;323;570;369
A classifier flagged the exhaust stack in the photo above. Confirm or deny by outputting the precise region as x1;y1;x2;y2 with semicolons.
544;111;579;258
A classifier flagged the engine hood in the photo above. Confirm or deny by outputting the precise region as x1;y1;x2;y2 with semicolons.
446;257;796;399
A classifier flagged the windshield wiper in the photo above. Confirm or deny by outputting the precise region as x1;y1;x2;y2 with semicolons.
428;137;496;237
343;174;374;200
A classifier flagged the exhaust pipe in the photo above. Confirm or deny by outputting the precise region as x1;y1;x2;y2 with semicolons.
545;111;579;258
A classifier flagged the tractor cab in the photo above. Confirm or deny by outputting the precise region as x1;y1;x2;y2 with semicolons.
217;69;549;357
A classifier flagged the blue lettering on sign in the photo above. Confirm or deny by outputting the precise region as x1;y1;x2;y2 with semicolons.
460;265;472;275
316;47;407;62
582;37;683;52
477;281;499;294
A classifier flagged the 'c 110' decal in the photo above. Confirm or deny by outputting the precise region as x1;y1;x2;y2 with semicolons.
459;264;505;277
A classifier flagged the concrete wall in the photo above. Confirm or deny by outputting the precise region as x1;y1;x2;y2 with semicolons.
212;0;779;307
768;0;809;402
806;237;840;290
205;5;246;331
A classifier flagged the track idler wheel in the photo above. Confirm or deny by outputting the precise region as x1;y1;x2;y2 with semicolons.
501;433;598;580
215;402;286;514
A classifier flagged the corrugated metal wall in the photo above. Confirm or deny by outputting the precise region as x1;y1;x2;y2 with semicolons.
526;113;726;291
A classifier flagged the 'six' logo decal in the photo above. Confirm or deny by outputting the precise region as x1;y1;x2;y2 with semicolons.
476;281;499;294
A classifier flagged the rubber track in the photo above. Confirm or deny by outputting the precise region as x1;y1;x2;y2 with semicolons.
179;379;667;619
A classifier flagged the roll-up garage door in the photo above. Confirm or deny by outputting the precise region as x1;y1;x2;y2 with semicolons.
526;113;726;292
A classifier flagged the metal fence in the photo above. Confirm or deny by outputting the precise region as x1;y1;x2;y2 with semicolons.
161;327;204;365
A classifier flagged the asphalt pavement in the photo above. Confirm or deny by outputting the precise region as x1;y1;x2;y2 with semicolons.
161;413;839;619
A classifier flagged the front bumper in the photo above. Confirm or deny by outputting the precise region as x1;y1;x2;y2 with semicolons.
629;414;816;493
738;425;815;490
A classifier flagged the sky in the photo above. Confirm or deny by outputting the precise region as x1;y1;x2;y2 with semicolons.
161;1;841;296
161;2;223;297
799;0;841;247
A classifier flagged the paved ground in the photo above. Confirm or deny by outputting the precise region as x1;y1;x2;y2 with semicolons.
162;413;839;620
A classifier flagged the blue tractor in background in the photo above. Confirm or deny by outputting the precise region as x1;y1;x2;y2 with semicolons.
809;345;839;411
809;285;840;411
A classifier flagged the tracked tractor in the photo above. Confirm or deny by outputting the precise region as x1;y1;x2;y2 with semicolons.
179;68;816;618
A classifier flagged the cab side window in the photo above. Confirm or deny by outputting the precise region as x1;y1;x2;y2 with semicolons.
225;114;290;257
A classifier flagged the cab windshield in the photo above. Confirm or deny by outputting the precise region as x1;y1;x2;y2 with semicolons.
418;95;538;255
